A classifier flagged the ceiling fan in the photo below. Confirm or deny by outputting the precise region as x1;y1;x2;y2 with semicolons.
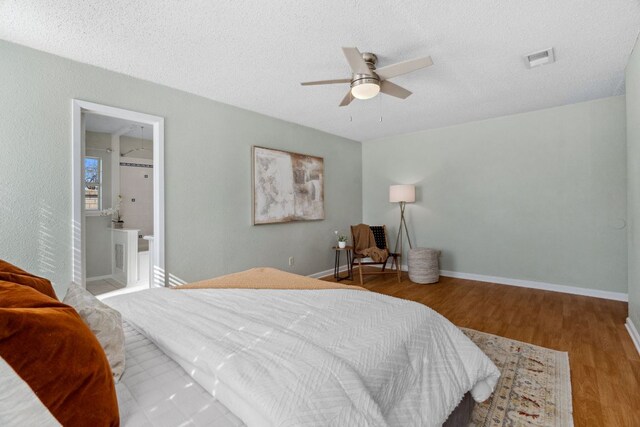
301;47;433;107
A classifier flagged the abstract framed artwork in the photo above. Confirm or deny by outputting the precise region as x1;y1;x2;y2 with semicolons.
252;146;324;224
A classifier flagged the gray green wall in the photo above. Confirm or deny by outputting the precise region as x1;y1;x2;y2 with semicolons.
0;40;362;296
0;38;631;299
627;37;640;326
363;96;627;294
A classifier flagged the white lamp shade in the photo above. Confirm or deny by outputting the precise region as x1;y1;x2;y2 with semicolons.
389;184;415;203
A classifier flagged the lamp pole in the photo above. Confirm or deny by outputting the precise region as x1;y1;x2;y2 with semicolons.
394;201;413;254
389;184;416;256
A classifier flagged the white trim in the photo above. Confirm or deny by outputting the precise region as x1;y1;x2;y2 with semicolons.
153;113;165;288
72;100;165;288
439;270;628;301
72;101;85;286
360;261;627;301
308;265;350;279
86;274;113;282
626;317;640;356
306;263;629;302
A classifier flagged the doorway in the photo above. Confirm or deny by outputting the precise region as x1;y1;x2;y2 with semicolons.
72;100;165;292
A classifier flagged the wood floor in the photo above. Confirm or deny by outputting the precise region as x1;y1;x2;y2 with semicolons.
322;268;640;427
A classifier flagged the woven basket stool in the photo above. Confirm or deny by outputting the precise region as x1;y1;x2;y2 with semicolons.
408;248;441;284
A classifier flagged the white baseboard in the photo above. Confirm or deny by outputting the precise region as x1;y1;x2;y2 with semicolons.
86;274;113;282
326;261;627;302
308;265;350;279
310;261;627;301
439;269;628;301
626;317;640;356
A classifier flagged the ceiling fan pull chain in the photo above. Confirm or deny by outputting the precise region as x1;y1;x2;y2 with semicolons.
350;91;353;122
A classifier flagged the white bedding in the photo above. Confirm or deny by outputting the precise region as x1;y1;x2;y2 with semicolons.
116;321;244;427
105;288;499;427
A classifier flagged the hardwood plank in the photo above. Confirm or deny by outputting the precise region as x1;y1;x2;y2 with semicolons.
321;270;638;426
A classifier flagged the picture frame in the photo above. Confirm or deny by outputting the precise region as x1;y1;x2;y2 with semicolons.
252;146;324;224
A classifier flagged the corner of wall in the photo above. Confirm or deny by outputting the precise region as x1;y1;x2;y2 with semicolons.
626;317;640;356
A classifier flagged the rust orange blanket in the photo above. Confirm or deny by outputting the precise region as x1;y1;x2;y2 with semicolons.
175;267;366;291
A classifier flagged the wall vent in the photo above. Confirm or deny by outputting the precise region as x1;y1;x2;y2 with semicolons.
525;48;555;68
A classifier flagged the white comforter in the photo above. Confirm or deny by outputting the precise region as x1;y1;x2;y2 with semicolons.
105;288;499;427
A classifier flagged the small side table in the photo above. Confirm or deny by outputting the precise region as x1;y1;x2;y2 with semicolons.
333;245;353;281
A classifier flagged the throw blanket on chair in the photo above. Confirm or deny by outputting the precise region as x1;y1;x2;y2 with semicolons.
352;224;389;262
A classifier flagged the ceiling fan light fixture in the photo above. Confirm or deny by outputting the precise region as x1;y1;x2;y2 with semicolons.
351;78;380;100
300;47;433;106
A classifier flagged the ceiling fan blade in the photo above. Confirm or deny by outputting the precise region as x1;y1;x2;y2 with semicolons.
301;78;351;86
342;47;371;75
375;56;433;80
380;80;412;99
339;90;353;107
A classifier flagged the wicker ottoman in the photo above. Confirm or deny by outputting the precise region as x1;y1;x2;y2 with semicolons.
408;248;440;284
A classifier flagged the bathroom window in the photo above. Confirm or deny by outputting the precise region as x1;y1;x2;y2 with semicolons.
85;156;102;211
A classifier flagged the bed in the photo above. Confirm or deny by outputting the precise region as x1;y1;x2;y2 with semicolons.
115;321;245;426
104;268;500;427
116;319;477;427
0;261;499;426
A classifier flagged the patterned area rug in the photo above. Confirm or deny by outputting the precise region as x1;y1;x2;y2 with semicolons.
462;328;573;427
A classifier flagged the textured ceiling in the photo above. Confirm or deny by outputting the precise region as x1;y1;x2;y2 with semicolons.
1;1;639;142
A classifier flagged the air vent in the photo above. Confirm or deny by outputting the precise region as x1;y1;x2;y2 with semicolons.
525;48;555;68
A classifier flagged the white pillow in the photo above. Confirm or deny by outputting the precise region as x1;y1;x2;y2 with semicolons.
63;283;125;382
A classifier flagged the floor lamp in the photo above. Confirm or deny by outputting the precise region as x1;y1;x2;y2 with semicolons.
389;184;415;255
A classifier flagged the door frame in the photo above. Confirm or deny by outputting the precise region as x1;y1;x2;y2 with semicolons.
72;99;165;287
